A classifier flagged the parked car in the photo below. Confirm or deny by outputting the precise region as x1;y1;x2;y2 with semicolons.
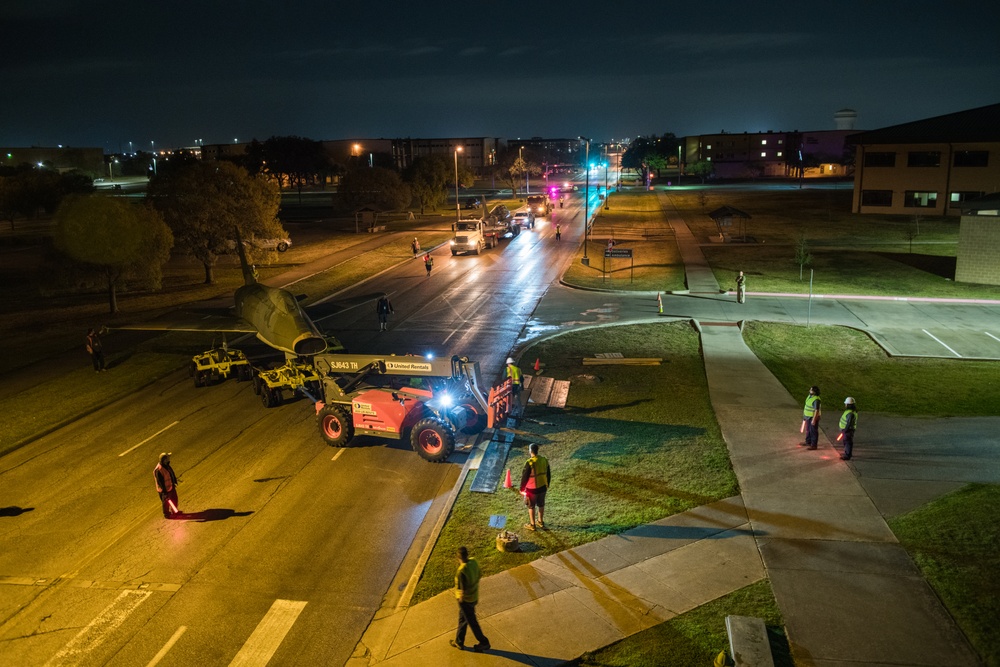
226;236;292;253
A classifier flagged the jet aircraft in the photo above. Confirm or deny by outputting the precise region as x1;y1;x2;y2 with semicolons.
110;229;349;356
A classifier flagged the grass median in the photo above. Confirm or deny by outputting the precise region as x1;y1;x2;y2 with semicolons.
742;321;1000;416
563;191;686;291
411;321;738;604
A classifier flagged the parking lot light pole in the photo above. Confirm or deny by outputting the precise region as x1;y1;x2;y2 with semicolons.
580;136;591;263
454;146;463;223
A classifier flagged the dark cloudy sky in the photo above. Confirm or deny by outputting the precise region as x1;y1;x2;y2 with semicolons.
3;0;998;150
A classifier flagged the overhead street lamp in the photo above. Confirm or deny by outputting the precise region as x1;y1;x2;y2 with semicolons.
579;136;591;263
454;146;463;223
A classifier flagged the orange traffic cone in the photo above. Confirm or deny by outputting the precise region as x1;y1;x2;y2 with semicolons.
503;468;513;489
533;358;541;372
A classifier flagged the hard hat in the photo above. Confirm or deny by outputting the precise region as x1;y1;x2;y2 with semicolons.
844;397;855;405
159;452;171;463
506;357;515;364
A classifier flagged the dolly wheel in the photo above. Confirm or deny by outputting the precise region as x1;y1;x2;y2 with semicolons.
318;405;354;447
410;418;455;463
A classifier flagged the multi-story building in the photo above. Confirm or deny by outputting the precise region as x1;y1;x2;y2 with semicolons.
848;103;1000;216
691;129;855;179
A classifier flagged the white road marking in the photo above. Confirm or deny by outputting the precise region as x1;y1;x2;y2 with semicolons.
145;626;187;667
228;599;307;667
331;448;345;461
922;329;961;357
118;421;180;457
45;590;152;666
985;331;1000;344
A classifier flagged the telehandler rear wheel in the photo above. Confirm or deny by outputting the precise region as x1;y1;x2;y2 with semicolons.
411;418;455;463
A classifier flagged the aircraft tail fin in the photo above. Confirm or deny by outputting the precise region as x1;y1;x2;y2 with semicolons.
234;227;257;285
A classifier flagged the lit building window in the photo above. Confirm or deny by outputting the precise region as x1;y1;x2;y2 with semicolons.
777;151;783;157
707;157;711;161
707;144;712;150
761;140;767;145
761;152;766;157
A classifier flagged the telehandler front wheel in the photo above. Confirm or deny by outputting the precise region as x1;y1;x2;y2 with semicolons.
410;418;455;463
318;405;354;447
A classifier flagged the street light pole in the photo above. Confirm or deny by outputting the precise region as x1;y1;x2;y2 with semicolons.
604;155;609;209
580;136;591;263
454;146;463;223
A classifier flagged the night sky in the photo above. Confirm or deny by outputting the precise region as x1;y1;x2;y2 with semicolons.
3;1;998;150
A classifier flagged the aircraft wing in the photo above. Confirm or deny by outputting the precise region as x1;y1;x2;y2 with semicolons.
109;310;256;334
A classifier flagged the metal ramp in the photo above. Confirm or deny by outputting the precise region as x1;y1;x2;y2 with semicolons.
470;416;517;493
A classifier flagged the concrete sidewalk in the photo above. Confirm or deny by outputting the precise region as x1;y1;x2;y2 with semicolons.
350;497;765;666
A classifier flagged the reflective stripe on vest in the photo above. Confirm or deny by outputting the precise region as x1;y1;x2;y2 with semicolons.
525;456;549;489
803;395;820;418
839;409;858;430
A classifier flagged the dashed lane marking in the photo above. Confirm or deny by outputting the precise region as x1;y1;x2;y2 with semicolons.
146;626;187;667
44;590;152;666
921;329;961;357
331;448;345;462
986;331;1000;344
119;421;180;457
228;599;307;667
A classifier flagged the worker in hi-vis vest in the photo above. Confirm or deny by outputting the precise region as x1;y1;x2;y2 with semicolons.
800;385;821;450
519;443;551;531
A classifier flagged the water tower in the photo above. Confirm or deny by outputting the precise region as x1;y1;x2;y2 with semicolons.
834;108;858;130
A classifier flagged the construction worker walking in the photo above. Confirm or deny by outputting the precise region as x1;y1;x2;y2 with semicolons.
411;237;421;258
450;546;490;652
86;327;106;372
800;385;822;450
519;443;551;530
424;253;434;277
555;223;561;241
154;452;180;519
839;397;858;460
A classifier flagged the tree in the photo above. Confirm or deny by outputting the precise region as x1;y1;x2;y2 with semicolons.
686;160;714;184
148;161;283;284
252;136;331;199
339;167;411;212
794;234;813;280
404;154;451;214
53;195;173;314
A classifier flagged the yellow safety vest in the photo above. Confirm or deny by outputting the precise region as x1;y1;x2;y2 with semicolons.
803;395;820;418
524;455;549;489
839;408;858;430
506;364;522;386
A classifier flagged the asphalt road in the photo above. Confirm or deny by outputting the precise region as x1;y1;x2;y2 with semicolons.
0;198;585;665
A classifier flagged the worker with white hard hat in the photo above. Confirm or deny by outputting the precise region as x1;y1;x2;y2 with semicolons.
839;397;858;461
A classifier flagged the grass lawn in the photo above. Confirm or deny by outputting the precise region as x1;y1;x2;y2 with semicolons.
742;321;1000;416
567;580;793;667
889;483;1000;667
411;322;738;603
563;191;686;292
661;186;998;299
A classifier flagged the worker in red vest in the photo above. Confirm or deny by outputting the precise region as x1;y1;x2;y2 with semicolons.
154;452;180;518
